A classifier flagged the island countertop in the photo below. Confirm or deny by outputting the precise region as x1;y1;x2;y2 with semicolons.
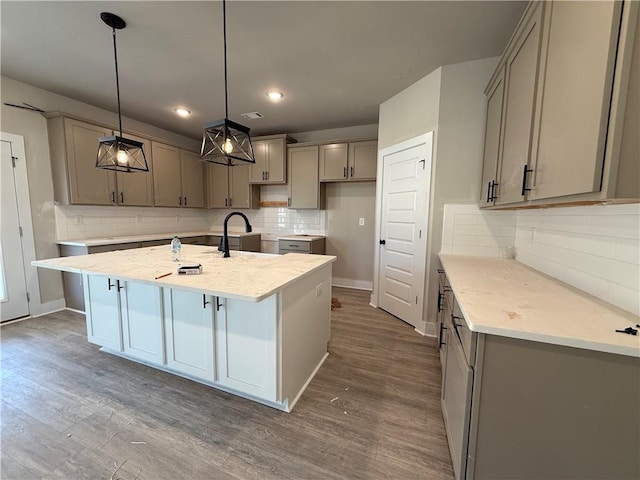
439;254;640;357
33;245;336;302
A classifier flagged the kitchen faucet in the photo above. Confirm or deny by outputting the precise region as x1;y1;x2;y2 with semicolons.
219;211;252;258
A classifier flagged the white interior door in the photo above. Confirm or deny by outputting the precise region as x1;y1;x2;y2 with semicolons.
0;141;29;322
378;139;431;327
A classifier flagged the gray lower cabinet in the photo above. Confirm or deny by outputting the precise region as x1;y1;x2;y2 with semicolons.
208;234;261;252
439;270;640;480
278;238;326;255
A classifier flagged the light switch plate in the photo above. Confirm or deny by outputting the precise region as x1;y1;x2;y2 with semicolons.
359;217;365;226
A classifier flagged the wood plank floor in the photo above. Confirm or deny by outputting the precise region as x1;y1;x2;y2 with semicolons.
1;287;453;479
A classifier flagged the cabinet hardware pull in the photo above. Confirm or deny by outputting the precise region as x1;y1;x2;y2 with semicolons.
344;166;347;178
490;180;499;201
225;198;228;207
215;297;222;311
229;198;233;207
266;171;269;180
120;192;124;204
112;191;116;203
116;280;123;291
437;268;444;274
288;244;298;248
437;291;443;312
179;196;182;206
287;197;291;207
107;278;115;290
203;294;211;309
521;165;533;196
486;181;492;203
184;196;187;206
439;323;447;348
350;166;354;177
379;239;386;245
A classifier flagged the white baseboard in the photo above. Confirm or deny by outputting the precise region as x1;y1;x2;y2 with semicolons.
332;278;373;291
30;299;66;317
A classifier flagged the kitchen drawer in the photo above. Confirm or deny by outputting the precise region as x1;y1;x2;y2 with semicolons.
451;298;477;367
182;236;207;245
208;235;240;249
140;239;170;247
88;242;141;254
279;239;312;253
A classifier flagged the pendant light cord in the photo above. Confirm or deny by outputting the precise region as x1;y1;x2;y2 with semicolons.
223;0;228;119
112;27;123;136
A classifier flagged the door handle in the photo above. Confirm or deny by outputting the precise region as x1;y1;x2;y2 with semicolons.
350;166;354;177
486;181;492;203
379;239;386;245
107;278;115;290
116;280;123;291
439;323;447;348
203;294;211;309
225;198;228;207
344;166;347;178
216;297;222;311
179;196;182;206
184;196;187;206
120;191;124;204
521;165;533;196
111;191;116;203
229;198;233;207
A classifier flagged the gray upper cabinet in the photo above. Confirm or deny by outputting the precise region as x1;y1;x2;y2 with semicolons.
479;0;639;208
480;71;505;207
250;135;294;184
152;142;205;208
114;132;154;206
528;0;623;200
207;162;230;208
207;163;255;209
47;116;116;205
288;145;324;209
319;139;377;182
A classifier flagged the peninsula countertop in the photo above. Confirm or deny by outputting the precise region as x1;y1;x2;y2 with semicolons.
55;231;261;247
34;245;336;302
439;254;640;357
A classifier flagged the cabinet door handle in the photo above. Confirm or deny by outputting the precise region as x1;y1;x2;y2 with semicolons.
184;196;187;206
116;280;123;291
266;171;269;181
437;268;444;274
521;165;533;197
439;323;447;348
179;196;182;206
287;197;291;207
486;181;492;203
490;180;499;201
262;171;266;181
437;291;443;312
111;191;116;203
120;192;124;204
216;297;222;311
350;166;354;177
225;198;228;207
344;166;347;178
107;278;115;290
229;198;233;207
203;294;211;309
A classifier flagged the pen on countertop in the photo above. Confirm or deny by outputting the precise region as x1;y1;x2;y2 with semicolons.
154;272;172;279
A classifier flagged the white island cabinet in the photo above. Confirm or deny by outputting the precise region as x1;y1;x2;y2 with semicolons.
34;245;336;411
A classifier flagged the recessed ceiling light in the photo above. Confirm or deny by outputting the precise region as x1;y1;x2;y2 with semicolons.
241;112;264;119
174;108;191;118
266;91;284;102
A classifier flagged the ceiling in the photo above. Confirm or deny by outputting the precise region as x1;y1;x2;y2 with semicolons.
1;1;527;140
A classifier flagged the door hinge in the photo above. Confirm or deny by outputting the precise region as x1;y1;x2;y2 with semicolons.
19;226;23;237
11;156;17;168
26;292;30;302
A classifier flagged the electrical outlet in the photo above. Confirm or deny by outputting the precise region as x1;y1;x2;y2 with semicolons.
359;217;365;226
74;215;83;225
316;283;323;297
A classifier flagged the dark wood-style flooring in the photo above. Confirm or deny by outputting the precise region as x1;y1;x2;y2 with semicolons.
1;288;453;479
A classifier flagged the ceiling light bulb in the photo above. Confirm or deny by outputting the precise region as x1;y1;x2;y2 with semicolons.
223;138;234;154
266;91;284;101
175;108;191;118
116;149;130;165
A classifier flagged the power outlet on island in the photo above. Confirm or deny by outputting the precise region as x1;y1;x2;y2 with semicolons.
316;283;323;297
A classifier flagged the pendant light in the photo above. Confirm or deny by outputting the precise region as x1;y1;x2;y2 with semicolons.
96;12;149;173
201;0;255;166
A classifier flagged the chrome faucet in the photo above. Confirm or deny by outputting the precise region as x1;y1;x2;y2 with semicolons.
219;211;252;258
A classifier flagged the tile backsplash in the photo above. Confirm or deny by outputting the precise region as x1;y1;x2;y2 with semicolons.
440;203;640;316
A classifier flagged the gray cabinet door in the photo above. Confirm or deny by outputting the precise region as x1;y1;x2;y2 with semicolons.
348;140;377;180
495;3;543;206
319;143;348;181
180;150;205;208
116;132;154;206
229;165;251;208
152;142;182;207
480;71;505;207
64;118;115;205
207;162;230;208
529;1;622;200
288;146;320;209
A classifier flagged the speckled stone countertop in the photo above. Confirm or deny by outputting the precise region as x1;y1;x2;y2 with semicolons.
34;245;336;302
439;255;640;357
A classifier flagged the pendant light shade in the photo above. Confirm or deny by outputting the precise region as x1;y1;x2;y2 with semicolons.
96;12;149;173
200;0;255;166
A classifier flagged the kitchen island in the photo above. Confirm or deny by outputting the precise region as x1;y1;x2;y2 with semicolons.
33;245;336;411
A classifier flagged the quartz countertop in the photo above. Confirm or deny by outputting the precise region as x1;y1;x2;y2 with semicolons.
34;245;335;302
278;235;326;242
56;231;261;247
439;255;640;357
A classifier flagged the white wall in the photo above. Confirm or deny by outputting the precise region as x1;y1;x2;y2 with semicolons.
440;203;640;317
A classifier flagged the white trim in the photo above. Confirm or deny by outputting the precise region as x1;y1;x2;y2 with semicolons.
371;133;434;324
31;300;66;318
0;132;44;318
331;278;373;291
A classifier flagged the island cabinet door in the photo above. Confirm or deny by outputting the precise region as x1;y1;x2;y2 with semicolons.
119;282;164;365
83;275;123;351
216;295;278;402
163;289;215;382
